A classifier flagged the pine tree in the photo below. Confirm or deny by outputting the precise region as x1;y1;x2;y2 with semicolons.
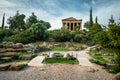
90;7;93;27
1;13;5;29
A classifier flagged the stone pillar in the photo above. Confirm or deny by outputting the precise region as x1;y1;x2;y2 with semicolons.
69;23;71;31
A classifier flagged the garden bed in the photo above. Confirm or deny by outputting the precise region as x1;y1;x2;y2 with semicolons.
43;57;78;64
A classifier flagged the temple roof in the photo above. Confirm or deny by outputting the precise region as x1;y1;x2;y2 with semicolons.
62;17;82;21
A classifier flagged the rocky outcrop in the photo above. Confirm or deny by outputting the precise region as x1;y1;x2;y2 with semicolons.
9;62;27;71
0;64;11;71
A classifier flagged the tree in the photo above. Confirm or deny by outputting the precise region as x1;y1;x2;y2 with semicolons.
107;23;120;72
84;7;93;30
84;21;90;30
90;7;93;27
1;13;5;29
38;20;51;29
26;12;38;28
95;16;98;24
7;11;26;31
30;22;48;40
109;15;115;25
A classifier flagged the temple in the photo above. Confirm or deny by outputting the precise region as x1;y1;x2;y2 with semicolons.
62;17;82;31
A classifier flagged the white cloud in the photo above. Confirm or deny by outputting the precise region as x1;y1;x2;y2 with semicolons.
0;0;16;8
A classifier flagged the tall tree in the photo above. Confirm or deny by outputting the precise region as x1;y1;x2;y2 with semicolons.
90;7;93;27
7;11;26;31
1;13;5;29
26;12;38;28
95;16;98;24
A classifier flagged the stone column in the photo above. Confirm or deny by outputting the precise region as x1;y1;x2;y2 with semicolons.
69;23;71;31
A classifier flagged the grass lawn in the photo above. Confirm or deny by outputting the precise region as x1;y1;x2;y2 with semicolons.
43;57;78;64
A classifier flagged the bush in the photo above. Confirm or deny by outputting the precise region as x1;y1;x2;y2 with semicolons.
30;22;48;40
3;30;35;44
50;29;71;42
0;29;15;42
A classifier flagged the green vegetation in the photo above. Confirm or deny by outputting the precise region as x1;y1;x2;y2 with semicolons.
50;47;68;51
43;57;78;64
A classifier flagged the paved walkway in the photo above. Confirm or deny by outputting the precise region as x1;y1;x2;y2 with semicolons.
29;46;96;67
28;56;45;67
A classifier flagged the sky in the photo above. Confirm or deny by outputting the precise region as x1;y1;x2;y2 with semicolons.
0;0;120;30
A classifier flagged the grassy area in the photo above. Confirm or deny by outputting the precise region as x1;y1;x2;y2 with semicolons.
43;57;78;64
91;56;108;63
50;47;68;51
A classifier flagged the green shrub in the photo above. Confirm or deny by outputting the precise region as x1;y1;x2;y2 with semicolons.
3;30;35;44
0;29;15;42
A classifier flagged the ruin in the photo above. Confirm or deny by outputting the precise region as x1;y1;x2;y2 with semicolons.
62;17;82;31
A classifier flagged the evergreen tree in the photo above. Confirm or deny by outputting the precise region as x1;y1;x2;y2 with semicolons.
1;13;5;29
90;7;93;27
95;16;98;24
109;15;115;25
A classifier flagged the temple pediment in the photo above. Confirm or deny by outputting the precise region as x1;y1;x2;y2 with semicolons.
62;17;82;21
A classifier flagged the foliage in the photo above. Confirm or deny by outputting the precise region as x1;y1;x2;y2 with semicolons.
7;11;26;31
107;24;120;72
50;47;68;51
1;13;5;29
3;29;35;44
84;21;91;30
38;20;51;29
50;29;71;42
0;29;14;42
74;33;88;43
30;22;48;40
26;12;38;28
43;57;78;64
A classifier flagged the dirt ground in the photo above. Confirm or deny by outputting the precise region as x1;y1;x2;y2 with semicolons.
0;64;114;80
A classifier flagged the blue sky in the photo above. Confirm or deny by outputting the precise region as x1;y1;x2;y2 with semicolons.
0;0;120;29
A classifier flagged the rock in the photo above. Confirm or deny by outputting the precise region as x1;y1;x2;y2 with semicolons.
42;42;47;47
0;64;11;71
19;54;35;60
68;47;75;51
40;68;45;71
113;73;120;80
87;68;99;73
64;53;70;58
0;57;13;62
3;42;15;48
65;42;72;48
0;44;3;48
14;43;23;49
6;48;25;52
63;53;75;60
49;53;56;58
9;62;27;71
54;44;61;47
0;50;7;53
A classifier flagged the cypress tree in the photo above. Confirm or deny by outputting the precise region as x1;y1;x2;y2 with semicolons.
90;7;93;27
1;13;5;29
95;16;98;24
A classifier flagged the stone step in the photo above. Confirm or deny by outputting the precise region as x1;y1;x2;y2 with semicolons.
0;56;13;61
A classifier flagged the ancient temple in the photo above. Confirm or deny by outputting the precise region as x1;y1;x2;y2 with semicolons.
62;17;82;31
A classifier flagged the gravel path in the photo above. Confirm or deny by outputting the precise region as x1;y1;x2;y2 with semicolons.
0;46;115;80
0;64;114;80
